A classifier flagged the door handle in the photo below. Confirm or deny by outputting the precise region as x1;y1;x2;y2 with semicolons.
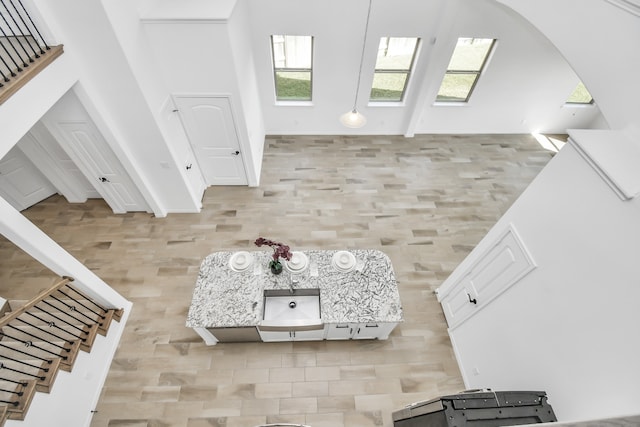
467;293;477;305
98;177;110;183
231;150;240;155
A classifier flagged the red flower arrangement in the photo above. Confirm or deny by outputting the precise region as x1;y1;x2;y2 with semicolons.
254;237;292;273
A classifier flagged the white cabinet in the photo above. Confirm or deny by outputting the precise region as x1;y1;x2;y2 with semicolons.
293;329;325;341
207;326;261;343
325;323;353;340
326;322;397;340
258;330;291;342
258;326;324;342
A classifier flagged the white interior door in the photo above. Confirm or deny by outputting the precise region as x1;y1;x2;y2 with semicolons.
174;96;248;186
0;146;57;211
18;122;100;203
54;121;149;213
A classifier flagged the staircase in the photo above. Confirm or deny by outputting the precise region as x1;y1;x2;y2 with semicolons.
0;277;123;426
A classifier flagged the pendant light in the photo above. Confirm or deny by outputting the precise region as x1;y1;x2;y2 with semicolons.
339;0;372;129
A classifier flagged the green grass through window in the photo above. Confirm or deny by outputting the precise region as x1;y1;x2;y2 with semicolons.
566;81;593;104
275;72;311;101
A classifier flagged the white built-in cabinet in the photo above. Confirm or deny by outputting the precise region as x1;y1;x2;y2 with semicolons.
325;322;397;340
257;322;398;342
259;328;325;342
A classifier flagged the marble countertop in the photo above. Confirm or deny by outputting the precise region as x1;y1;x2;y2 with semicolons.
186;249;404;328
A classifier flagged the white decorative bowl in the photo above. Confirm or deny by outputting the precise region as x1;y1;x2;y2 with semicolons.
285;251;309;273
229;251;253;272
332;251;356;272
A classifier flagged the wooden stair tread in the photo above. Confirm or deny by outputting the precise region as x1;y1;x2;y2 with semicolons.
79;324;99;352
0;405;8;427
58;340;82;372
0;357;61;393
5;380;37;420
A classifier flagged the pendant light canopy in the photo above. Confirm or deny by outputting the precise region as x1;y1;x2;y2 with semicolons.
339;0;372;129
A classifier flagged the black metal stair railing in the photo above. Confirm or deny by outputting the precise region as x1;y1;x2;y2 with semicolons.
0;0;62;104
23;311;87;343
0;276;123;422
0;0;46;79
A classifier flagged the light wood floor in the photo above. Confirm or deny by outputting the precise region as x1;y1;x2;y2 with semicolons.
0;134;554;427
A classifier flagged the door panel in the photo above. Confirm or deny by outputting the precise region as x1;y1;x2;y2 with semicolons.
439;225;536;329
0;146;57;211
18;123;100;203
174;96;248;185
56;121;148;213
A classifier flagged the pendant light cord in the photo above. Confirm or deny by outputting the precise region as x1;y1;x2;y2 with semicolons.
352;0;373;111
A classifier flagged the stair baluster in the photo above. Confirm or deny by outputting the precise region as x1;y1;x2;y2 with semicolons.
0;363;45;381
57;289;106;321
24;311;87;343
5;325;69;353
14;317;75;345
14;0;49;51
0;4;29;67
0;343;52;364
31;303;87;336
0;0;34;62
49;294;103;327
64;285;109;314
4;0;41;57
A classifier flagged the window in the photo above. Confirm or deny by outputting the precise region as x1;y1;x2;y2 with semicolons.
566;81;593;104
271;35;313;101
370;37;420;102
436;37;496;102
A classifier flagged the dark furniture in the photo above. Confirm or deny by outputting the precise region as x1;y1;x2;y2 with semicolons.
392;390;557;427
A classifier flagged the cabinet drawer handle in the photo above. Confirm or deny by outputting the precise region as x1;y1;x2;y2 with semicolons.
336;324;349;329
467;293;477;305
365;324;379;328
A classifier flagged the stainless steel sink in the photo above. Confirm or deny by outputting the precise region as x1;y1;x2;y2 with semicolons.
262;288;321;327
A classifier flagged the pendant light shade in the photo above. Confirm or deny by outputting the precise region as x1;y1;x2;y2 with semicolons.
340;109;367;128
340;0;372;129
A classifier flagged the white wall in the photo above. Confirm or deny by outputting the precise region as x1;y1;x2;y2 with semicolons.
99;0;206;210
141;2;264;186
414;0;604;134
498;0;639;131
439;140;640;421
249;0;445;135
248;0;604;135
438;3;640;418
0;53;77;159
30;0;199;216
228;0;266;184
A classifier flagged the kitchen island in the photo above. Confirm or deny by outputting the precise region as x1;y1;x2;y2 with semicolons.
187;249;403;344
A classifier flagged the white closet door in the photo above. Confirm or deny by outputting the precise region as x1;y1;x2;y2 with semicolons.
0;146;57;211
55;121;149;213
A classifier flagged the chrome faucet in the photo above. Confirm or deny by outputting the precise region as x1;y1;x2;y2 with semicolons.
290;275;299;294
